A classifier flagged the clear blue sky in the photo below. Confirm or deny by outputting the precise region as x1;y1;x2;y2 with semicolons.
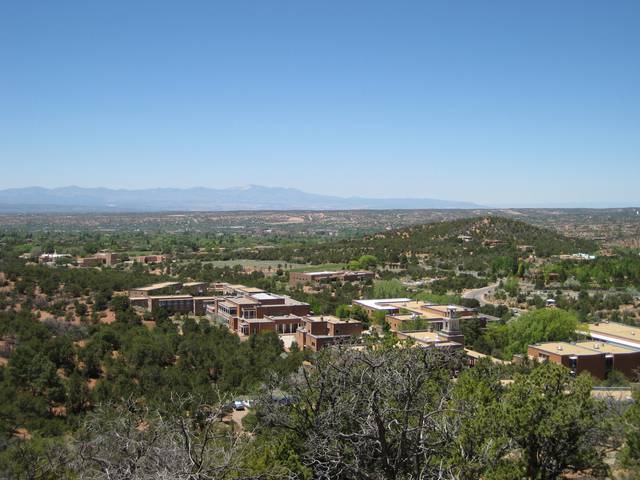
1;1;639;206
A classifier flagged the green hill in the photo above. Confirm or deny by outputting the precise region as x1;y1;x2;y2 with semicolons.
246;216;597;271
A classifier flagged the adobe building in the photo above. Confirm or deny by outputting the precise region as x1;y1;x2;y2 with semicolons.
296;315;363;351
351;298;413;317
237;314;304;336
576;341;640;379
528;342;607;379
129;281;183;297
78;256;104;268
133;254;169;264
585;322;640;350
395;330;463;351
289;270;374;288
214;292;310;333
384;301;482;334
464;349;510;367
130;294;218;316
79;252;121;268
182;282;208;295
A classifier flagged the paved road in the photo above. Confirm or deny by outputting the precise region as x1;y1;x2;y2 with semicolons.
462;283;499;306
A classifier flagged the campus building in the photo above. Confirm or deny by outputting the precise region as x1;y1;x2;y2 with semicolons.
237;314;305;336
129;294;219;316
78;252;120;267
129;281;183;297
351;298;413;317
585;322;640;350
527;340;640;380
132;254;169;264
395;330;463;350
289;270;374;288
211;292;310;333
295;315;363;351
38;252;72;264
353;298;483;340
528;342;608;379
383;301;481;334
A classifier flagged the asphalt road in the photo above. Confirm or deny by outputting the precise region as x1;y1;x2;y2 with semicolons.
462;283;499;306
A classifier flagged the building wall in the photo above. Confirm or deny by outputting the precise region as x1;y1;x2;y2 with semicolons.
290;272;313;286
296;329;307;349
257;304;310;318
272;318;303;334
150;297;194;314
527;346;606;380
328;321;362;337
79;257;104;267
242;321;276;335
611;352;640;379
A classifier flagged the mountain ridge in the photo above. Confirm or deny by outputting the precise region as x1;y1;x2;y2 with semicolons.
0;185;483;212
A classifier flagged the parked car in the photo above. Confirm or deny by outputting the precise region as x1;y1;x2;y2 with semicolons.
233;400;246;411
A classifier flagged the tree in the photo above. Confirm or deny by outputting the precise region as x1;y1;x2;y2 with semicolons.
357;255;378;269
620;390;640;473
71;395;253;480
446;359;511;479
501;363;609;479
484;308;579;360
372;279;406;299
8;346;65;402
257;343;463;479
335;304;351;319
66;371;91;414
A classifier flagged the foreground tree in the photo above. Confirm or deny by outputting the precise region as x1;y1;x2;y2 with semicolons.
258;343;464;479
71;395;260;480
501;363;609;479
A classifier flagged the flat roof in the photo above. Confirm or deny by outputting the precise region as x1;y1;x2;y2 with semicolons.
229;285;264;293
397;331;441;343
133;281;182;291
251;292;281;301
228;297;259;306
353;298;413;310
303;271;339;276
387;301;472;316
149;294;193;300
587;322;640;346
530;342;603;356
264;314;302;321
277;296;309;306
464;348;510;364
304;315;357;324
576;341;638;354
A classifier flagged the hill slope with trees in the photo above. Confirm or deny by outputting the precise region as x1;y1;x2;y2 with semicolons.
239;216;597;271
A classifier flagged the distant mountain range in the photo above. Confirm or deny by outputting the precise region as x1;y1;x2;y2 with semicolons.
0;186;483;213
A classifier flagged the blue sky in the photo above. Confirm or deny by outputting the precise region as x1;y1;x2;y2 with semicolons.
1;1;639;206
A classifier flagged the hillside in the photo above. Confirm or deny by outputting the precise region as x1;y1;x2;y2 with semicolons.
243;216;598;269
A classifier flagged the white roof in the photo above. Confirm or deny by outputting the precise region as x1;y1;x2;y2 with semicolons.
354;298;413;310
251;292;281;301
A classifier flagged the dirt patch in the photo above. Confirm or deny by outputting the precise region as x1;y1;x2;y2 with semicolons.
100;310;116;324
142;320;156;330
51;405;67;417
13;428;30;440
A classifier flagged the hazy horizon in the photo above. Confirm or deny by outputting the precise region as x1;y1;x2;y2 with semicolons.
2;1;639;205
0;184;638;209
